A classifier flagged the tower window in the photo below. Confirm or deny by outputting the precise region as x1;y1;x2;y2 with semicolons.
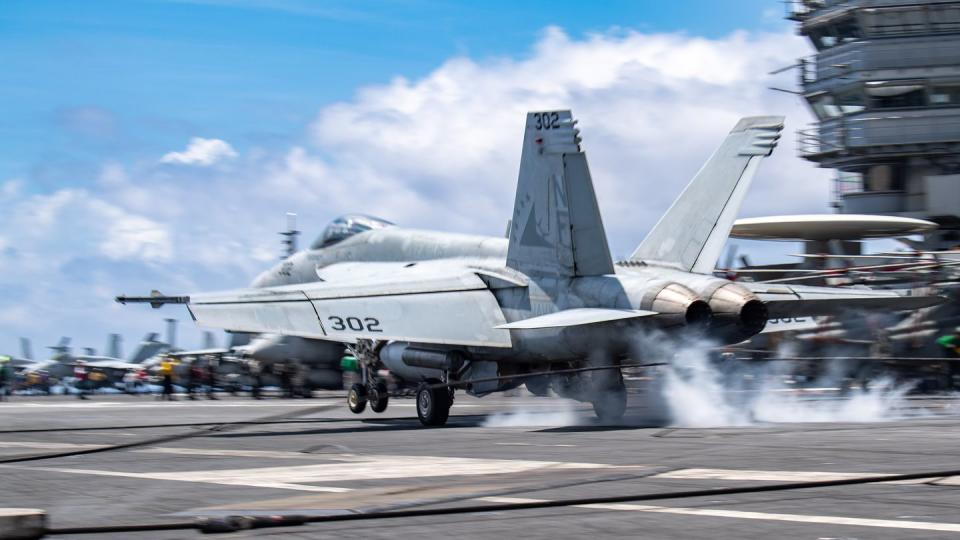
931;84;960;105
836;90;865;114
810;94;841;119
866;81;927;108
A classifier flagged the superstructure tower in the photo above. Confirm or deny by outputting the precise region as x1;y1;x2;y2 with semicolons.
789;0;960;250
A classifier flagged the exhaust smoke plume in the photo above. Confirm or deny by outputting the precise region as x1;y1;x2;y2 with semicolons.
660;341;920;428
483;396;581;428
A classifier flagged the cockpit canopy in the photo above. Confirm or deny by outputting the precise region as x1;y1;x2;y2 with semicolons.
310;214;394;249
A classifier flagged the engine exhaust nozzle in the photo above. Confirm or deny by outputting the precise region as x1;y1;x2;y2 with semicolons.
641;282;713;329
704;282;768;337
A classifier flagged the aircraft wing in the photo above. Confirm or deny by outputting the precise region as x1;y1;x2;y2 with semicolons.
82;360;143;371
743;282;945;319
496;308;657;329
167;348;231;358
180;263;513;348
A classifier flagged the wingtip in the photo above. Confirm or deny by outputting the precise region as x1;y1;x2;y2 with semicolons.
731;115;785;133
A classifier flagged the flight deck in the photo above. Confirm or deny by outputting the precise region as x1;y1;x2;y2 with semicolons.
2;393;960;539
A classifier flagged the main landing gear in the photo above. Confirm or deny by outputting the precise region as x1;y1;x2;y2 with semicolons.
553;365;628;423
591;379;627;423
416;381;453;426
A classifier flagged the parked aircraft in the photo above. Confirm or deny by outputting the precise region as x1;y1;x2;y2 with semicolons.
6;337;38;369
17;333;173;387
120;111;942;426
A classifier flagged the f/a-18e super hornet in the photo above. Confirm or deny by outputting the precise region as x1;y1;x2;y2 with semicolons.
119;110;942;426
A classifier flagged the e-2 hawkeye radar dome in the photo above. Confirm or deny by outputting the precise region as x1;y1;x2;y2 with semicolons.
730;214;937;242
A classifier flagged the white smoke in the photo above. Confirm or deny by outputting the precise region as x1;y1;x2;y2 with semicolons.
661;343;921;428
483;396;581;427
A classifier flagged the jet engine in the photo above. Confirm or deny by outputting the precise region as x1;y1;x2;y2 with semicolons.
697;280;768;342
639;282;713;329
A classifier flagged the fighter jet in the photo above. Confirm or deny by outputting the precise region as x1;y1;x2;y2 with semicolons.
18;333;172;387
5;337;38;370
119;111;943;426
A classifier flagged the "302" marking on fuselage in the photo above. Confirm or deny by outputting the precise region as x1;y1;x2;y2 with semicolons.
327;316;382;332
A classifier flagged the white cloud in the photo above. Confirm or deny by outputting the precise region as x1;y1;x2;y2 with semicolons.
1;179;22;200
97;162;128;186
160;137;238;166
7;189;172;263
294;27;826;255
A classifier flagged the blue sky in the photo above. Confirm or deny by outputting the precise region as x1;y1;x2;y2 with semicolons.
1;0;819;356
2;0;787;184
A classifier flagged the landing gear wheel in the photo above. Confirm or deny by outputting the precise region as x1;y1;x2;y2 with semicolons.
592;383;627;423
347;383;367;414
416;382;451;426
369;380;389;413
525;376;551;397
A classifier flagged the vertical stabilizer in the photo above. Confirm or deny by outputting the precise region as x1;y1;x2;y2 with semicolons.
130;332;168;363
203;331;217;349
506;110;614;277
630;116;783;274
165;318;178;349
19;337;33;360
107;334;122;359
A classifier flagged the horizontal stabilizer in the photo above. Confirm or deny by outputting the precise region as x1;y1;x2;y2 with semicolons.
167;348;231;358
496;308;657;330
760;317;820;334
745;283;945;319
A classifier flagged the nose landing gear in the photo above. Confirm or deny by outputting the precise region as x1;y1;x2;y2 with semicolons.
347;379;389;414
347;383;367;414
369;380;389;413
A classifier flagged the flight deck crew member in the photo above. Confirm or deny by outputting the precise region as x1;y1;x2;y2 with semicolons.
0;356;11;401
205;358;217;400
74;361;89;400
187;361;203;400
279;362;293;398
159;357;176;400
936;327;960;390
248;360;262;400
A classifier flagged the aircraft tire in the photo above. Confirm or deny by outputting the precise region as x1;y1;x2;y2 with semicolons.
591;383;627;423
416;382;451;427
369;380;389;413
347;383;367;414
525;376;550;397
